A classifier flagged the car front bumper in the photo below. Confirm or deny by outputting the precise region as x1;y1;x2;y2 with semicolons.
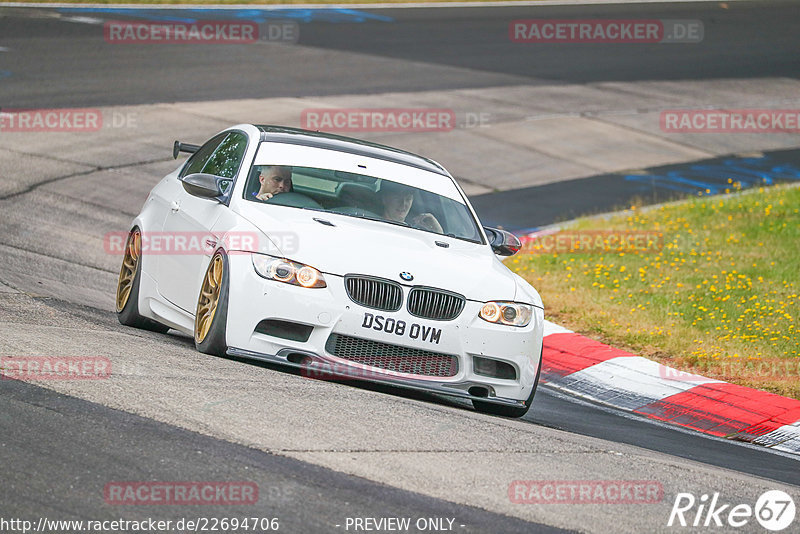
225;254;544;405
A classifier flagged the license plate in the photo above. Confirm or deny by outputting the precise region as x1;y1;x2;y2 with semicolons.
361;312;442;345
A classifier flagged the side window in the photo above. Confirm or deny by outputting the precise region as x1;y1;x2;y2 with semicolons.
201;132;248;179
179;134;226;178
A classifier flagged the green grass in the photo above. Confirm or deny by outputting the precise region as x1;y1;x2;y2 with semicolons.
509;183;800;399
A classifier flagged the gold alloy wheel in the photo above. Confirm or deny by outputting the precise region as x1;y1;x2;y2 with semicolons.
195;252;224;344
116;229;141;313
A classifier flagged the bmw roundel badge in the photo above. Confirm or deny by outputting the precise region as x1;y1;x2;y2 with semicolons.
399;272;414;281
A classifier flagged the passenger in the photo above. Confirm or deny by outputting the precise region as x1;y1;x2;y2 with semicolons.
255;165;293;201
379;181;443;233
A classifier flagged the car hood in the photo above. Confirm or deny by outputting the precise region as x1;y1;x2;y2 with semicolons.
235;203;519;302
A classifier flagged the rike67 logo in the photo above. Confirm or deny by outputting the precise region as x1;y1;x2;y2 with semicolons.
668;490;796;531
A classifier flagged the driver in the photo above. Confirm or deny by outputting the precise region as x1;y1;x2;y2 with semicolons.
379;181;443;233
255;166;293;201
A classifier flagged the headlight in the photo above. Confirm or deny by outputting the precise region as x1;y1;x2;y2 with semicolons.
252;254;326;288
479;301;532;327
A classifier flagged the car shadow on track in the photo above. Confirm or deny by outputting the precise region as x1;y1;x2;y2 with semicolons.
220;349;477;414
114;321;522;419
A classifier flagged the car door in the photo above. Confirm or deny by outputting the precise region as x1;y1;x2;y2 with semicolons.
157;131;248;313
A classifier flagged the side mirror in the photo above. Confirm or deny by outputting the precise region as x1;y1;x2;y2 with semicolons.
180;173;232;201
484;226;522;257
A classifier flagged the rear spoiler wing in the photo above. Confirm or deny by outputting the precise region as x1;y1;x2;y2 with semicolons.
173;141;200;159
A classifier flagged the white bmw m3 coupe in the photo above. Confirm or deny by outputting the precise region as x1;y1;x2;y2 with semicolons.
116;124;544;417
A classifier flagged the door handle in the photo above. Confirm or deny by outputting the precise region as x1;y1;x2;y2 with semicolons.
170;201;180;212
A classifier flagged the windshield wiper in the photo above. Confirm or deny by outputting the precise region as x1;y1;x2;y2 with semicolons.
325;209;409;227
352;213;410;228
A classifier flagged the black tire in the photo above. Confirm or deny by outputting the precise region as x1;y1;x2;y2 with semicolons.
116;228;170;334
472;344;543;418
194;249;230;357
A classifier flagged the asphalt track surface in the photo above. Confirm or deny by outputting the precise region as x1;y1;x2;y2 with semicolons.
1;377;562;534
0;1;798;107
471;147;800;231
2;2;800;532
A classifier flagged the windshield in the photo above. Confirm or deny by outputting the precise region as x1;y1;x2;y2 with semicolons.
243;165;484;243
